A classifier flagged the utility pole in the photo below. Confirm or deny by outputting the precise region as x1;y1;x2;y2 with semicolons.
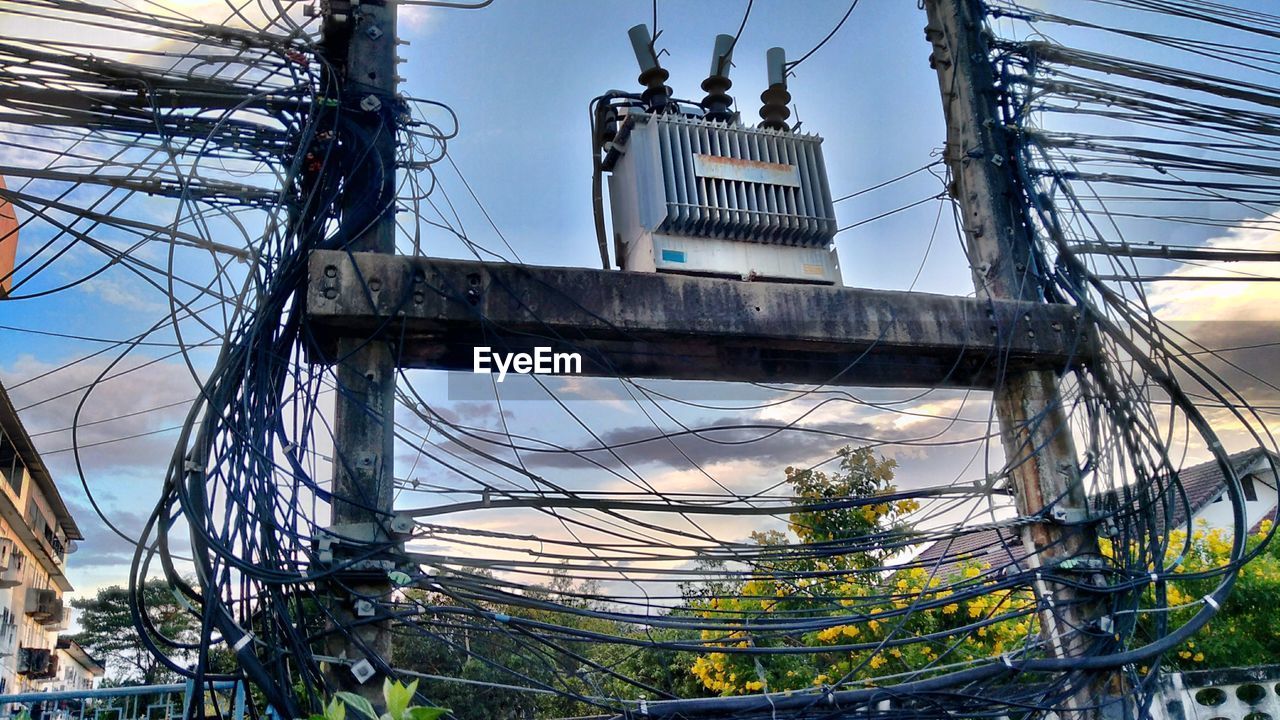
923;0;1109;717
321;0;400;706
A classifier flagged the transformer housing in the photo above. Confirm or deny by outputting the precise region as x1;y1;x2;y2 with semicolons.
605;112;841;284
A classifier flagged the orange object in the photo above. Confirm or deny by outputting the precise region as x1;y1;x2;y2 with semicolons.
0;176;15;296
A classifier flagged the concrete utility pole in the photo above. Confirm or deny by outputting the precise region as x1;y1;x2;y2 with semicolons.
923;0;1108;717
321;0;400;706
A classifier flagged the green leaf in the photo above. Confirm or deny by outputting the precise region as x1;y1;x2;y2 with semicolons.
404;708;448;720
383;678;418;720
325;697;347;720
335;692;378;720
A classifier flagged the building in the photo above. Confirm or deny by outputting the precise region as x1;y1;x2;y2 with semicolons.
0;382;84;694
915;448;1279;577
53;638;102;692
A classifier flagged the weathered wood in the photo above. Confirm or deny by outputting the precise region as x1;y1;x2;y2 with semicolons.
305;250;1094;389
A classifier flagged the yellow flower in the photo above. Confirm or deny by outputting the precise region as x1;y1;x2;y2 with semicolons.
1194;653;1205;663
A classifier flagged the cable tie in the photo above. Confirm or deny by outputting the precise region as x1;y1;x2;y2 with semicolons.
1001;654;1014;669
493;612;510;623
1150;572;1158;583
1203;595;1219;610
638;699;647;715
233;631;254;652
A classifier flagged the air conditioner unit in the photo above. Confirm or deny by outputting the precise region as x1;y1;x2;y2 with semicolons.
25;588;56;619
33;654;58;681
605;112;841;284
17;647;51;676
38;598;63;627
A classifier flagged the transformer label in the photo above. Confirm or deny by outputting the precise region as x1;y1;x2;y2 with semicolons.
692;154;801;187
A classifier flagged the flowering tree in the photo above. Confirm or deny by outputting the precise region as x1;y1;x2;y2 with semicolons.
684;452;1280;698
1120;519;1280;671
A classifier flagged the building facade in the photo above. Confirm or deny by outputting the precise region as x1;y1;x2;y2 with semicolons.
52;638;102;692
0;383;83;695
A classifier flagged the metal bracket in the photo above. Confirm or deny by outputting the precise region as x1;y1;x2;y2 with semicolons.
390;512;415;537
1048;506;1091;525
350;658;375;684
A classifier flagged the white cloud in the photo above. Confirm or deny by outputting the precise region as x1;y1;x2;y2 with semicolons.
1146;214;1280;323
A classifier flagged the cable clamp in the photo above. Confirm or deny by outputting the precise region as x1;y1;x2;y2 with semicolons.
183;460;202;473
1150;572;1159;584
233;631;254;652
638;699;647;716
1203;595;1220;610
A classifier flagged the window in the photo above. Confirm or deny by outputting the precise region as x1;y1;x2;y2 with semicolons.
1243;474;1258;502
0;429;21;494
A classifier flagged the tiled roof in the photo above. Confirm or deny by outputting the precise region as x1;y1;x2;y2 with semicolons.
914;448;1278;576
914;524;1027;579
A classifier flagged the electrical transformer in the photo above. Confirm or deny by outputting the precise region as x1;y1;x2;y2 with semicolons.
599;30;841;284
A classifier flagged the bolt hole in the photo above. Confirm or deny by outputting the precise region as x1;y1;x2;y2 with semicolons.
1238;685;1267;705
1196;689;1227;707
324;265;338;278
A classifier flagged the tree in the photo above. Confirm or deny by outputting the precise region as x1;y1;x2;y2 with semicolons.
70;579;200;685
686;446;939;694
1126;519;1280;671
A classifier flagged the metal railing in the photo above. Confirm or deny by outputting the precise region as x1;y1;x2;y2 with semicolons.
0;681;245;720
